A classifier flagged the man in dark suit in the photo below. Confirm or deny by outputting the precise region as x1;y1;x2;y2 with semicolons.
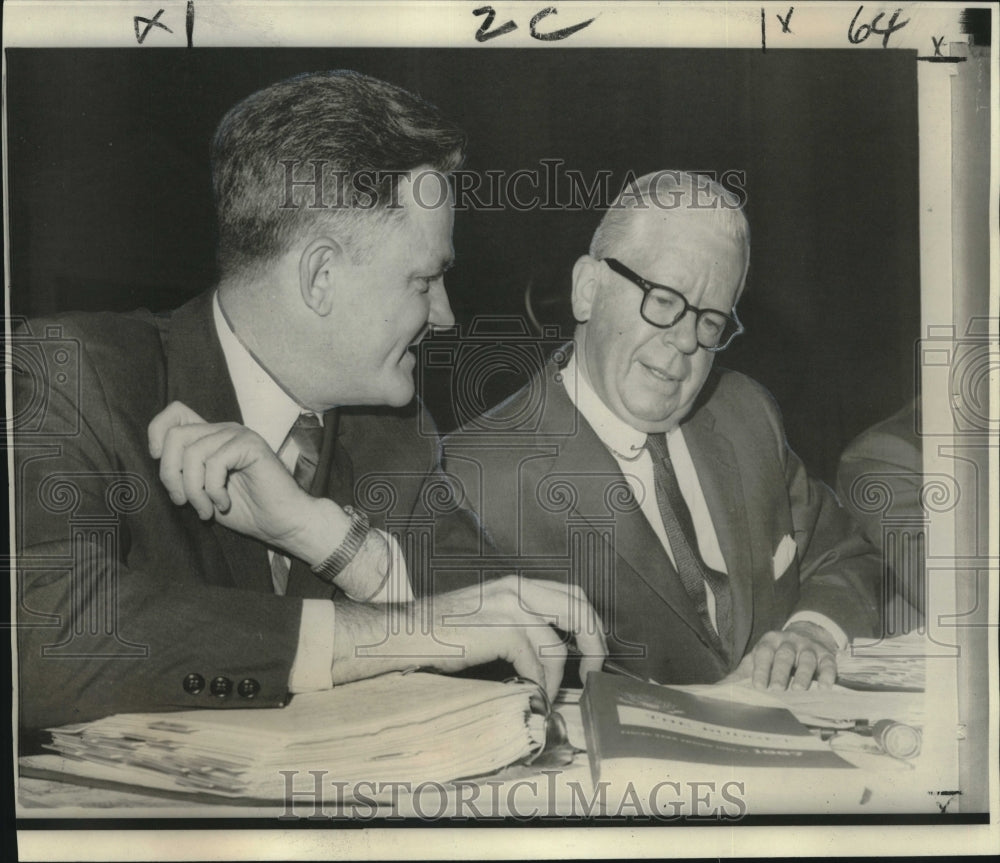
13;71;604;733
443;171;880;690
837;399;925;632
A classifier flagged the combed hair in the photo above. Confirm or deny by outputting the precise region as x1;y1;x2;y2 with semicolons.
590;171;750;293
211;70;466;279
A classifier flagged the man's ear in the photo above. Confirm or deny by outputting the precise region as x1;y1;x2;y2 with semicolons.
299;235;345;317
571;255;601;323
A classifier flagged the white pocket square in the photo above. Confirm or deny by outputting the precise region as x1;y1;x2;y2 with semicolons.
772;534;797;580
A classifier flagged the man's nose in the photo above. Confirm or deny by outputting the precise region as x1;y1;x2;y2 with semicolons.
660;310;700;354
428;280;455;329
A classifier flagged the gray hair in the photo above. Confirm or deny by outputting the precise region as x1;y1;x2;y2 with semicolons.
590;171;750;293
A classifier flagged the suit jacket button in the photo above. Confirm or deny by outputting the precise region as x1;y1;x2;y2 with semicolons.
210;676;232;697
182;673;205;695
237;678;260;699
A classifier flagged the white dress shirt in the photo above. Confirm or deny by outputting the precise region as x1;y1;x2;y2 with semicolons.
562;354;846;648
212;294;413;692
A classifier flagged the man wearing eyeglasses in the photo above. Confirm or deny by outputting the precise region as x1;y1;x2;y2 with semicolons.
442;171;880;691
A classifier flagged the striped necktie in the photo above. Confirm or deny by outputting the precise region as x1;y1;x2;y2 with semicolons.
289;412;323;494
270;413;325;594
646;432;733;662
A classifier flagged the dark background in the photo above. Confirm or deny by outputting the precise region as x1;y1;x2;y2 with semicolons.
6;48;921;484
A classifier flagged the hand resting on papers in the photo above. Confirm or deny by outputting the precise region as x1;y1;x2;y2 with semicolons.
724;621;839;691
149;403;608;700
330;577;608;702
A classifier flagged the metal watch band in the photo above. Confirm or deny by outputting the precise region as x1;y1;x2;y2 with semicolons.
311;505;371;584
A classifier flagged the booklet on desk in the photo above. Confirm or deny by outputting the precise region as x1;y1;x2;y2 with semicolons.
580;672;854;790
35;671;548;803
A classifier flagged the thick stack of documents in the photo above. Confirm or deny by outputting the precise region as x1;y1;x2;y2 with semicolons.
835;631;927;691
43;672;546;801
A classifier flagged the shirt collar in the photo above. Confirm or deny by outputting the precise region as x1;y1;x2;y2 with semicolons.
212;292;304;453
563;353;661;459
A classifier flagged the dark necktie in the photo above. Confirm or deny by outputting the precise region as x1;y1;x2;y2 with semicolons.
289;412;324;494
270;413;325;594
646;433;734;661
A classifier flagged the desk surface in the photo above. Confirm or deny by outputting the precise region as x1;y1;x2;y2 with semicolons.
18;687;950;819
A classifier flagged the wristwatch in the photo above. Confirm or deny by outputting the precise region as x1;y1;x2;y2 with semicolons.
311;505;371;584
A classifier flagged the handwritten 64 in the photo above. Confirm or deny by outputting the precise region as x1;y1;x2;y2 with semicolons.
848;6;910;48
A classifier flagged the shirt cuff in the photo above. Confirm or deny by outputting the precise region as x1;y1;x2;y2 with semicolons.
784;611;849;651
288;599;335;693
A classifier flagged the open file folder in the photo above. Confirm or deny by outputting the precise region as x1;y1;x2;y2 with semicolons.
579;662;928;814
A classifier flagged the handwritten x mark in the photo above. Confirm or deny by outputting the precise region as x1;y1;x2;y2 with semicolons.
134;9;173;44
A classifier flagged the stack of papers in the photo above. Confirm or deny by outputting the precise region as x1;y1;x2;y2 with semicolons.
44;672;546;801
835;631;927;691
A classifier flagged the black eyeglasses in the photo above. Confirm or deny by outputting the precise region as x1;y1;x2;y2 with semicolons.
601;258;744;352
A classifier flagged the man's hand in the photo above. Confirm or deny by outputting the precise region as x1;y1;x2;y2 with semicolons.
726;621;839;691
331;576;608;702
148;401;349;563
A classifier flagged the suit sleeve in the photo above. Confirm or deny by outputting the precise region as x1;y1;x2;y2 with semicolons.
337;399;491;599
408;410;495;597
835;401;923;615
757;384;883;639
13;324;303;731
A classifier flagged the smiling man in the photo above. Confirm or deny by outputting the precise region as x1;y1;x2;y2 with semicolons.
442;171;881;690
13;71;605;733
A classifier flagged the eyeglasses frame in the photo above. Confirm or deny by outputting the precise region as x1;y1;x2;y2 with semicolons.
601;257;744;352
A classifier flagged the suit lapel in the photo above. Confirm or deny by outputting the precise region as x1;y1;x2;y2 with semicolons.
165;292;241;425
537;361;717;653
681;398;755;662
164;293;273;595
